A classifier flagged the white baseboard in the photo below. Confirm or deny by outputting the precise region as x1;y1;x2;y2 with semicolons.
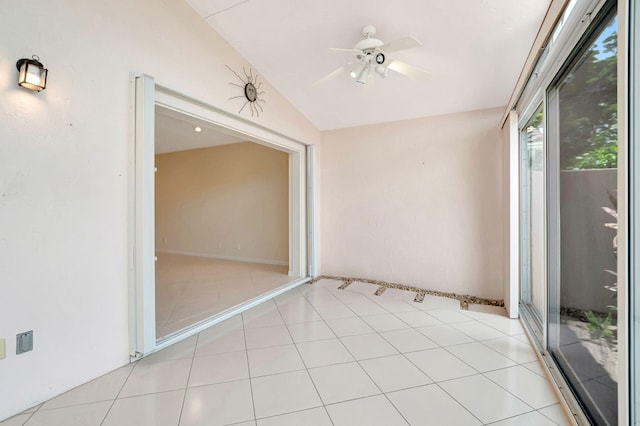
157;249;288;266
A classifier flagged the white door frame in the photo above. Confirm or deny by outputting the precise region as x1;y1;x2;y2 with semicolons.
129;75;313;356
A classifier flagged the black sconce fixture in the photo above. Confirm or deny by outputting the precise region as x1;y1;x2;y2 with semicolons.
16;55;48;92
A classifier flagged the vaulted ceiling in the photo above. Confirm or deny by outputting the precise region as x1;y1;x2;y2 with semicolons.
185;0;550;130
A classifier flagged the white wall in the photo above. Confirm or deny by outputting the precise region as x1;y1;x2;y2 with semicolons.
0;0;320;420
321;107;505;300
155;142;289;264
501;113;519;318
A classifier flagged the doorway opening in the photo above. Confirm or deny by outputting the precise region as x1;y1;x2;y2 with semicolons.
154;106;298;339
130;78;312;355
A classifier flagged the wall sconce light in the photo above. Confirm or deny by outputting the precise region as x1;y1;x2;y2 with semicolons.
16;55;48;92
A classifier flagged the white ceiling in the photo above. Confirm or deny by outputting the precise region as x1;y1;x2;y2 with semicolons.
155;106;246;154
185;0;549;130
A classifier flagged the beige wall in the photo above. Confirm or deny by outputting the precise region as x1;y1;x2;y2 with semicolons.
321;107;505;300
155;142;288;265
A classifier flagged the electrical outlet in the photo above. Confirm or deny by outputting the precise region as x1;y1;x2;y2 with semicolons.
0;338;5;360
16;331;33;355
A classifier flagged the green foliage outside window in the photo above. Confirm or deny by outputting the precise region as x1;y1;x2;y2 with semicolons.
559;30;617;170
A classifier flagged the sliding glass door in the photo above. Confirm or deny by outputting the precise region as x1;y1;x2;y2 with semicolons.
632;0;640;422
520;106;545;343
547;9;618;425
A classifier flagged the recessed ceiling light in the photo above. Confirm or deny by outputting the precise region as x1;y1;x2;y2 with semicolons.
194;126;202;132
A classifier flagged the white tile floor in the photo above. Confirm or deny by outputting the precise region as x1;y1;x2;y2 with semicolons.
3;279;573;426
155;254;297;338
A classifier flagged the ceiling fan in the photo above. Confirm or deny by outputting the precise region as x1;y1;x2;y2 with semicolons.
314;24;430;86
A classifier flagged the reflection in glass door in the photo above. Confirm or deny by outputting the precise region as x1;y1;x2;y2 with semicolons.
548;10;618;425
520;106;545;343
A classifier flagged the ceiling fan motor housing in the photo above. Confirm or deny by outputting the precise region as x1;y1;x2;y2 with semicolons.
354;25;385;67
354;38;384;52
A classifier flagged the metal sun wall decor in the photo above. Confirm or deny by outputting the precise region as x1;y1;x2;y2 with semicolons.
225;65;266;117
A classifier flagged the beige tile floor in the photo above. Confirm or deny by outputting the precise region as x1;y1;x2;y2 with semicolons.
156;253;297;338
3;279;573;426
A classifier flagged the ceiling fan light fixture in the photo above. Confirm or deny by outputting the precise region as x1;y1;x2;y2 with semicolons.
356;65;370;84
316;24;427;86
375;64;389;79
350;63;364;79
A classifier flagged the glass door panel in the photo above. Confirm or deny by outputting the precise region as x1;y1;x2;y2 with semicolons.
520;106;545;342
548;10;618;425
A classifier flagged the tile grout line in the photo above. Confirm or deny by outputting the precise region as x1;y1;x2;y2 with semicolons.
536;406;567;425
353;359;413;426
537;403;566;426
299;287;360;320
481;408;551;425
99;387;189;402
438;368;538;424
273;295;336;425
366;284;528;424
380;306;515;392
323;284;420;425
176;334;200;425
438;338;541;389
15;410;36;425
431;379;487;425
480;368;553;412
98;361;138;426
261;282;544;424
477;338;538;366
363;306;484;425
241;310;259;424
250;406;327;424
23;402;43;417
437;327;524;382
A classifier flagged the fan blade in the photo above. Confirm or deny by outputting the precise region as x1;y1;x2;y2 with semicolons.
312;65;347;86
387;60;430;81
328;47;362;54
382;36;422;53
